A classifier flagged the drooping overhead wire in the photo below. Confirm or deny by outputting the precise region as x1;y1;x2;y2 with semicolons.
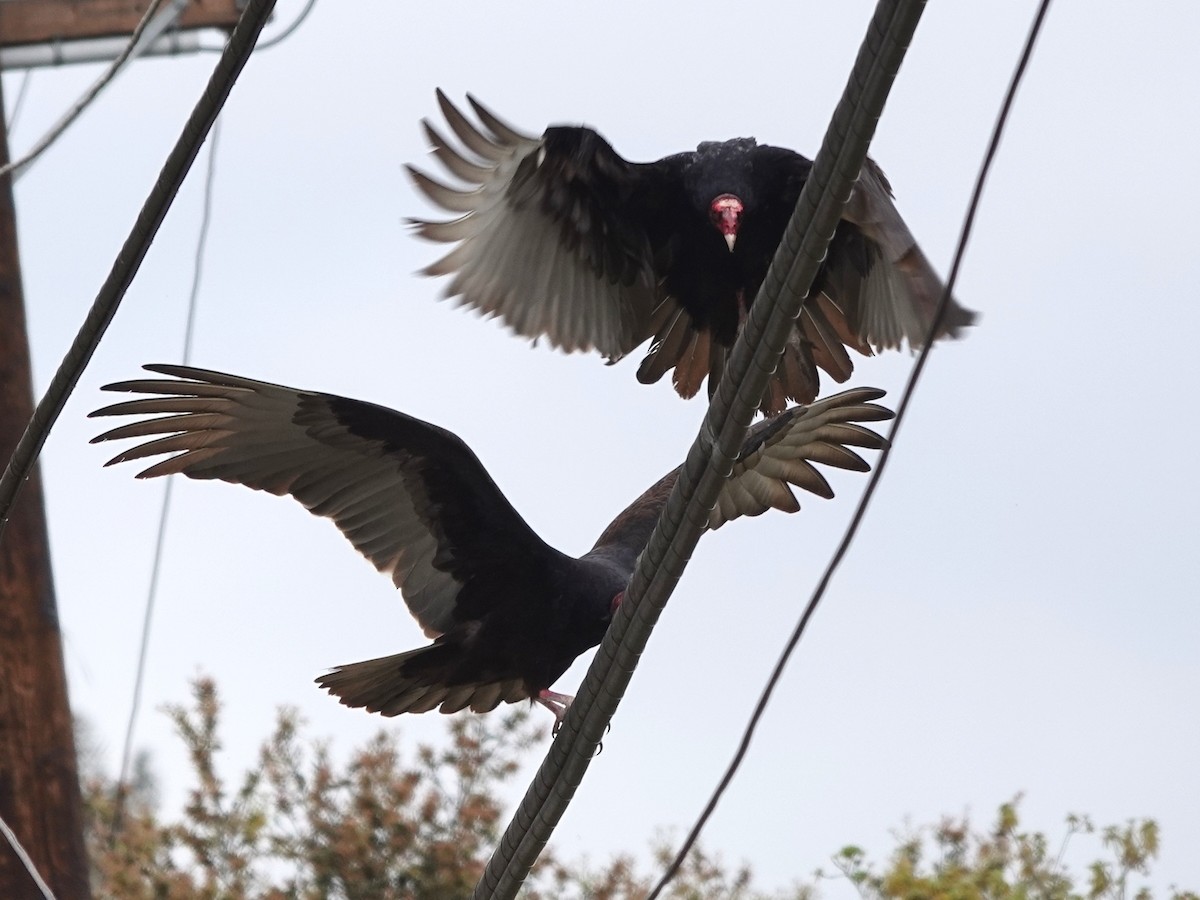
105;0;312;821
646;2;1055;893
471;3;929;897
196;0;319;53
5;70;33;132
249;0;319;51
110;117;223;842
0;0;171;181
0;0;279;541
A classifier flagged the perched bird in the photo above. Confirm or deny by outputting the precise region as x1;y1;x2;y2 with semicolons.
409;91;976;416
91;365;892;728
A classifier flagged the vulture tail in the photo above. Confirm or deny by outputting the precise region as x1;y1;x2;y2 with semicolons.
637;302;701;392
316;643;529;716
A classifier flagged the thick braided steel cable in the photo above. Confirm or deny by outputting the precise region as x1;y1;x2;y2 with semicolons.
0;0;278;540
473;3;926;897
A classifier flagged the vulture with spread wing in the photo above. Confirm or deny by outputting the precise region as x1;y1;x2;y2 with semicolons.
409;91;976;416
92;366;892;727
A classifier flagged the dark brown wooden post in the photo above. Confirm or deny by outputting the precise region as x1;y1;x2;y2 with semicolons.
0;77;93;899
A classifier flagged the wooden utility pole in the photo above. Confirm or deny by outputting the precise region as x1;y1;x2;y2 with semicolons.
0;4;244;895
0;78;92;899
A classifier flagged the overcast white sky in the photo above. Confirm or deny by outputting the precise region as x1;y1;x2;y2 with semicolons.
6;0;1200;893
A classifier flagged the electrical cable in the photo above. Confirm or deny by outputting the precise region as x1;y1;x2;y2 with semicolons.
109;117;222;841
5;70;32;133
0;0;169;181
0;810;56;900
645;1;1055;895
107;0;308;811
254;0;319;51
0;0;312;181
0;0;278;541
199;0;319;53
472;3;927;897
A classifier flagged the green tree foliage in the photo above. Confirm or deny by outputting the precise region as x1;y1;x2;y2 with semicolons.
81;679;793;899
828;801;1198;900
83;677;538;898
80;679;1195;900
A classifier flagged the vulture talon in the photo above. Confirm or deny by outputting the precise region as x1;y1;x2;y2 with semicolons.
537;689;574;735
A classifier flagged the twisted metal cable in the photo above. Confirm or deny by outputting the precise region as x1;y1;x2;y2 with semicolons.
0;0;278;541
473;3;927;897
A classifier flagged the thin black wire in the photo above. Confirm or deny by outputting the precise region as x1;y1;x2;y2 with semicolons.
645;2;1054;895
199;0;319;52
255;0;319;50
0;0;277;540
110;118;221;840
0;0;169;180
6;70;33;132
108;0;313;825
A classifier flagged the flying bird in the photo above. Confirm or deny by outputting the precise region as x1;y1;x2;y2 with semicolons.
408;91;976;416
91;365;892;728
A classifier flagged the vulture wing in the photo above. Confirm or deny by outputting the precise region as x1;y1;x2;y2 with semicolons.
710;386;893;529
90;365;563;638
823;155;977;351
408;90;681;359
591;387;893;552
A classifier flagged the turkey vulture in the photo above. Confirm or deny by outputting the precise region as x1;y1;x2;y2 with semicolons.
408;91;976;416
91;365;892;727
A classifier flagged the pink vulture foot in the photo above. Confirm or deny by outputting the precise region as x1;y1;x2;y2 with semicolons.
535;689;574;735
